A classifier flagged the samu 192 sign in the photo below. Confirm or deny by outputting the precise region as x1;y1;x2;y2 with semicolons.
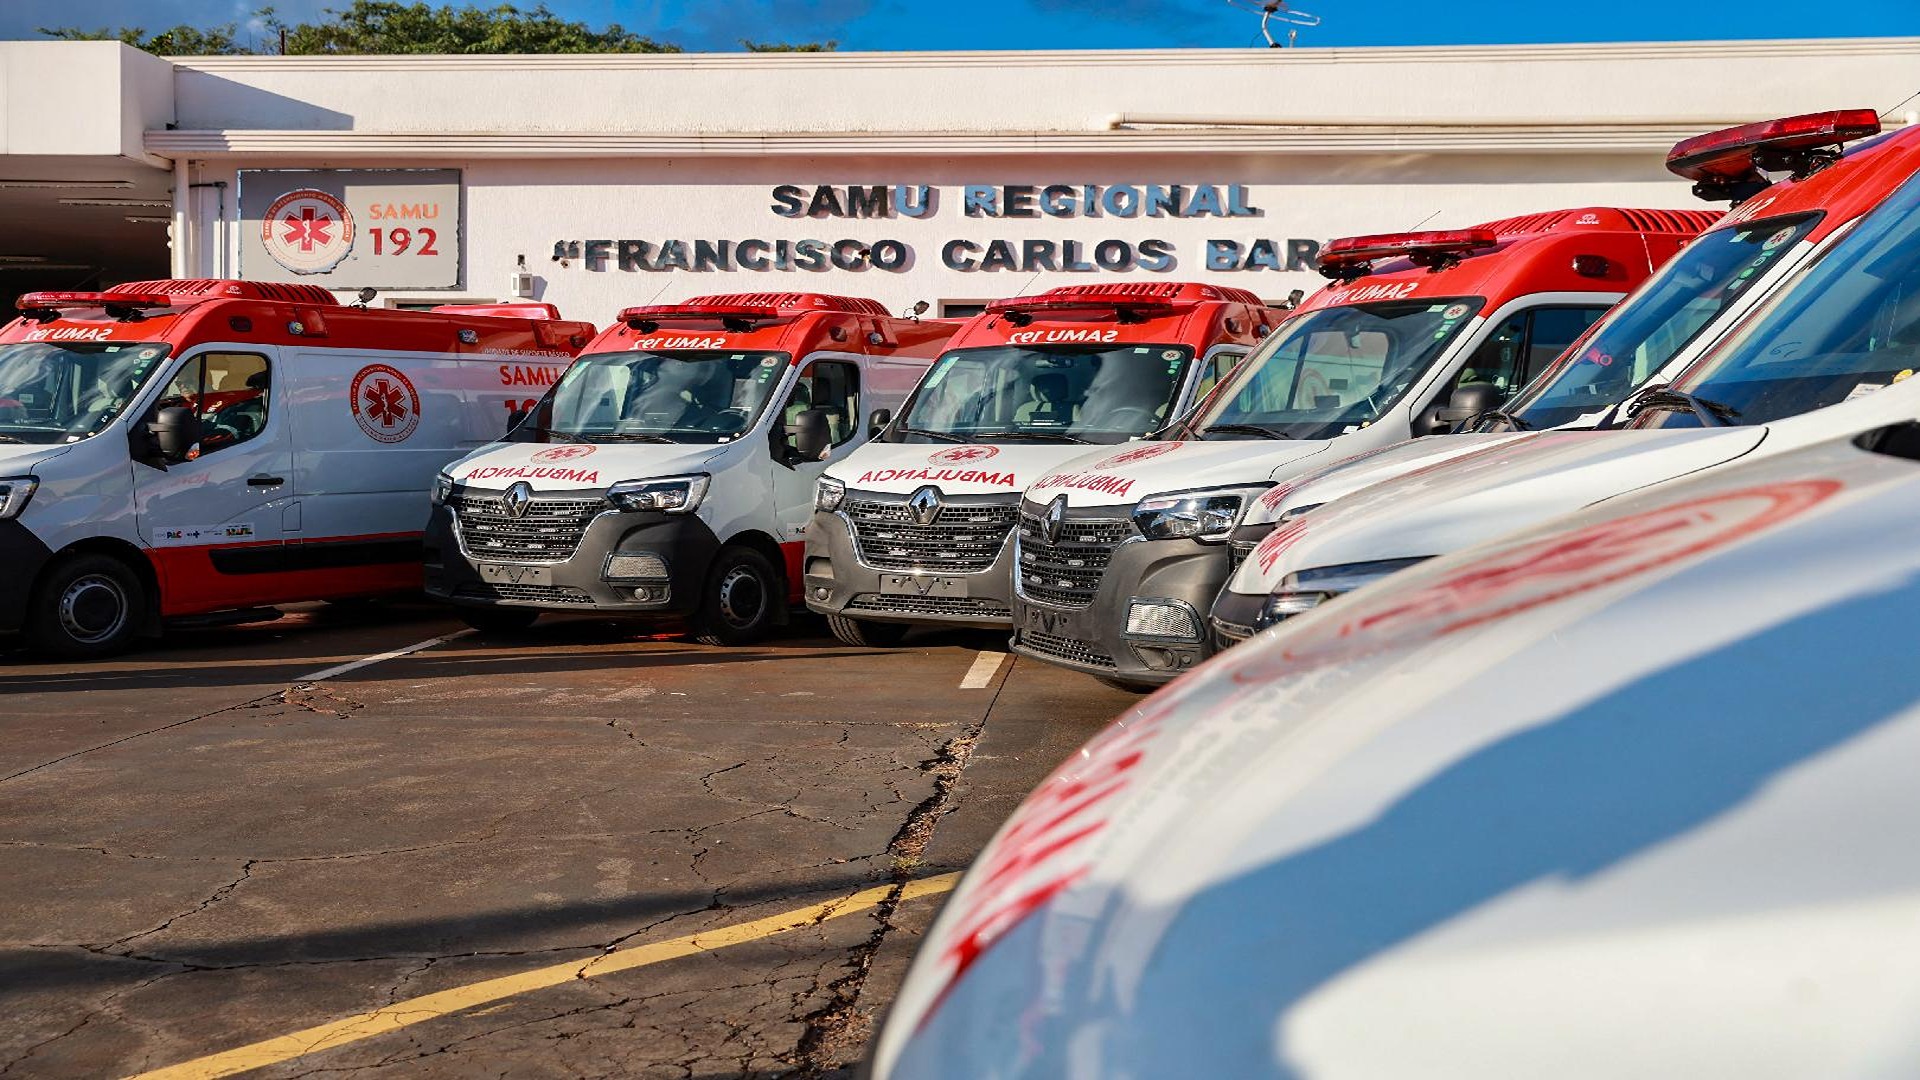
239;169;462;289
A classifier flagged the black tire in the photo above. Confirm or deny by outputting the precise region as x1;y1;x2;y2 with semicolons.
26;553;145;660
691;545;781;646
826;613;911;648
1094;674;1156;695
455;606;540;634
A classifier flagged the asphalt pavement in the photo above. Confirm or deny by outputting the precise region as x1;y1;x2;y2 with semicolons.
0;603;1134;1078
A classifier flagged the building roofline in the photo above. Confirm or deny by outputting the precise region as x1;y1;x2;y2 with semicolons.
164;36;1920;73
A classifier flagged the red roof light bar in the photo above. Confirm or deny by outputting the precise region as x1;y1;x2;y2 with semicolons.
1318;228;1500;281
1667;109;1882;203
17;290;176;312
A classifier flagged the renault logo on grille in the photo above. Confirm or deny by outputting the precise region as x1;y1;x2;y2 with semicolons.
908;486;942;526
1043;494;1068;545
503;481;534;520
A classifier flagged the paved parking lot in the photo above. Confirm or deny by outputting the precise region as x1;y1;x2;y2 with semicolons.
0;605;1133;1078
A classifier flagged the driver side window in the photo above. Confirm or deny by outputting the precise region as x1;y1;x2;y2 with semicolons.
157;352;271;458
782;361;861;451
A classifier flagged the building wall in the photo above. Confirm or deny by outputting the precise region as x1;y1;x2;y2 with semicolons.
143;38;1920;325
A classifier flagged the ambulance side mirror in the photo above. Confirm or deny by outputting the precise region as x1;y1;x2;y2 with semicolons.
1433;382;1505;431
793;408;832;462
145;406;202;465
868;408;891;439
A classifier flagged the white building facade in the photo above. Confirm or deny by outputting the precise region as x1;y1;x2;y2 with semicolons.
1;37;1917;322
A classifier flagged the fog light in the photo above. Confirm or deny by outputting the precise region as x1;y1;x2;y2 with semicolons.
631;585;668;602
605;552;669;581
1125;599;1201;641
812;586;830;601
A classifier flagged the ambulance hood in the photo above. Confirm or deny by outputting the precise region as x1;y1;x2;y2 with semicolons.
829;442;1079;498
1228;425;1764;597
1240;432;1531;528
446;440;725;492
1027;438;1336;509
0;442;74;476
877;427;1920;1079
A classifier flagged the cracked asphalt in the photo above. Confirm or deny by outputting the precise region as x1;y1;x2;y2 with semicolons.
0;603;1131;1078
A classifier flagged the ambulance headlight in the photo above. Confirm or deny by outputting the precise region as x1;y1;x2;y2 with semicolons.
0;476;37;521
815;476;846;513
431;471;454;506
1130;486;1267;542
1277;501;1323;524
608;474;710;514
1258;556;1432;628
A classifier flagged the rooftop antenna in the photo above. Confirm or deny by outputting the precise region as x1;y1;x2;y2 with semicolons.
1226;0;1321;47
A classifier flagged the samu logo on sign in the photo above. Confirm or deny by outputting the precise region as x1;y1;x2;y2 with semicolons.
262;189;355;275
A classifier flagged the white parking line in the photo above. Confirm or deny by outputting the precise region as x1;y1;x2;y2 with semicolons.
959;650;1006;689
296;630;473;683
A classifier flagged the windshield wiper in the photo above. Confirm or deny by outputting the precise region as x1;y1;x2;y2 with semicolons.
1628;385;1740;427
1203;423;1293;440
971;430;1091;444
1473;409;1534;432
526;426;585;443
589;432;676;444
897;425;969;443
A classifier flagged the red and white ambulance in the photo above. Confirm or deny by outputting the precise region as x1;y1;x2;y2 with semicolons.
803;283;1281;646
425;293;953;644
1005;206;1719;689
0;279;591;656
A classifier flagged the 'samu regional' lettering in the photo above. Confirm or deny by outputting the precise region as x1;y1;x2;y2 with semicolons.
855;468;1017;489
463;466;601;484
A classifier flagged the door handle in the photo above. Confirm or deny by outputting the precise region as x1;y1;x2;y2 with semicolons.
247;475;285;487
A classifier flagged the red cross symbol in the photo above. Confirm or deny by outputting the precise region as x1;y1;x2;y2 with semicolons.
280;206;335;253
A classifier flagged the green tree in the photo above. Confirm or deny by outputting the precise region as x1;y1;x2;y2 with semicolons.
742;40;839;51
41;2;688;55
37;22;254;55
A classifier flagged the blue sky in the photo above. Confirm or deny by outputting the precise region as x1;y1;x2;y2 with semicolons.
2;0;1915;52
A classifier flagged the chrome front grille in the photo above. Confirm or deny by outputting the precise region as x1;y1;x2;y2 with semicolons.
846;497;1018;573
453;493;604;563
1018;629;1118;669
1016;513;1133;609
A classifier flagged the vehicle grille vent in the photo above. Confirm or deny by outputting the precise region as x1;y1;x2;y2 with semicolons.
845;594;1013;619
846;497;1018;573
452;583;595;605
452;494;604;563
1018;628;1118;669
1015;512;1133;609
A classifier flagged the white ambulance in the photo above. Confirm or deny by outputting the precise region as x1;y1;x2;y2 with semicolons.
425;293;952;643
0;279;591;657
870;412;1920;1080
1005;206;1718;689
803;283;1280;646
1217;109;1919;641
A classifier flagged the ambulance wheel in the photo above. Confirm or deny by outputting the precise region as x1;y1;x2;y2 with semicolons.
26;553;143;660
691;546;780;646
455;606;540;635
1094;675;1156;695
826;614;910;648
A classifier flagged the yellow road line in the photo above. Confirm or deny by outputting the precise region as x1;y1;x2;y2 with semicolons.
128;872;962;1080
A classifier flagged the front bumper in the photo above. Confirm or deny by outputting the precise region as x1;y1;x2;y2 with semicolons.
0;519;54;634
1010;532;1230;687
802;509;1016;628
423;500;721;615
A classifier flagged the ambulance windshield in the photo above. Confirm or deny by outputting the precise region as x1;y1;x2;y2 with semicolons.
1497;214;1822;429
893;344;1193;445
539;350;791;443
1635;170;1920;429
0;341;172;445
1190;298;1483;440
